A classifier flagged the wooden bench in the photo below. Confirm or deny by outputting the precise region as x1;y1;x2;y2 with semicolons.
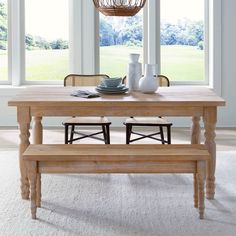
23;144;210;220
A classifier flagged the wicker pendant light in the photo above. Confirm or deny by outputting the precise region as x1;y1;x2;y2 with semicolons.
93;0;147;17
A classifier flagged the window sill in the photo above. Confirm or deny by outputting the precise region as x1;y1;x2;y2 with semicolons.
0;84;213;97
0;84;63;96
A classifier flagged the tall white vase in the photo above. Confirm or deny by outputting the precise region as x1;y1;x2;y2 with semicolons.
127;53;142;91
139;64;158;93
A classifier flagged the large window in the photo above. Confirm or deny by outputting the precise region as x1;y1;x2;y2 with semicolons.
160;0;205;82
25;0;69;81
99;11;143;78
0;0;8;81
0;0;220;88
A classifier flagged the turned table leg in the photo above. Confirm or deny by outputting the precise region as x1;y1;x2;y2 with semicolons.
32;116;43;144
32;116;43;207
203;107;217;199
18;107;31;200
191;116;201;144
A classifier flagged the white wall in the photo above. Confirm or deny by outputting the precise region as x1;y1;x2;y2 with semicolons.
218;0;236;127
0;0;236;127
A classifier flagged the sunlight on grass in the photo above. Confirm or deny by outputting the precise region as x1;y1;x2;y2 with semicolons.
161;45;204;81
0;50;8;81
25;49;69;81
1;46;204;81
100;46;143;78
101;45;204;81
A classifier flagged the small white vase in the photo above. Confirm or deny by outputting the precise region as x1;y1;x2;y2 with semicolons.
127;53;142;91
139;64;158;93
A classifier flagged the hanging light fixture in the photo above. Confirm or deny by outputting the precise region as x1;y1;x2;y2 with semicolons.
93;0;147;17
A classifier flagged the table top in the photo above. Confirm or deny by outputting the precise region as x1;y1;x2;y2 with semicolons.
8;86;225;107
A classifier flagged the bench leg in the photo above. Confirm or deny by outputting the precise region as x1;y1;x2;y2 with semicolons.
197;161;206;219
193;173;198;208
27;161;37;219
36;173;41;208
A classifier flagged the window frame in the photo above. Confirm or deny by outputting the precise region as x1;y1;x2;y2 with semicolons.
0;0;10;84
0;0;222;96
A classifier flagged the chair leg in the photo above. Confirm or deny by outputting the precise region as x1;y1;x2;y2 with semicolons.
102;125;106;144
106;125;110;144
159;126;165;144
126;125;132;144
65;124;69;144
102;125;110;144
167;125;171;144
69;125;75;144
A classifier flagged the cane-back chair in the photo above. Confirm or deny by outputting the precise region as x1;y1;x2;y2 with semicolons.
123;75;173;144
63;74;111;144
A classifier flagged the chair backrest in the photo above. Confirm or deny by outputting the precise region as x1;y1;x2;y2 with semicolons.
122;74;170;87
64;74;110;87
158;75;170;87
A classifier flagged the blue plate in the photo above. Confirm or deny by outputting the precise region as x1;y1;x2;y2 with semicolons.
97;84;126;91
96;87;128;94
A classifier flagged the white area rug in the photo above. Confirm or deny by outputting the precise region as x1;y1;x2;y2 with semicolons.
0;150;236;236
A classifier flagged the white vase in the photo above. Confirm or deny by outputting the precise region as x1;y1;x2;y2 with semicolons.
127;53;142;91
139;64;158;93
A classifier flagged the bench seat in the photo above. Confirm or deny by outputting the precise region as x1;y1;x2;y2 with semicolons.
23;144;210;220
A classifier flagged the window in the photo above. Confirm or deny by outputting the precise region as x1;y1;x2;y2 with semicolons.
0;0;221;88
25;0;69;81
99;11;143;77
0;0;8;81
160;0;205;82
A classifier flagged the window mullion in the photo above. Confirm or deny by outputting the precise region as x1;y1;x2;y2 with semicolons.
82;0;97;74
147;0;160;67
209;0;222;95
10;0;25;86
69;0;83;74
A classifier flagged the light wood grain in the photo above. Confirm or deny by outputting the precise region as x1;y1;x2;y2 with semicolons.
191;116;201;144
32;117;43;144
197;161;206;219
18;107;31;200
23;144;209;219
203;107;217;199
38;162;197;174
8;86;225;200
8;86;225;107
23;144;210;162
27;161;37;219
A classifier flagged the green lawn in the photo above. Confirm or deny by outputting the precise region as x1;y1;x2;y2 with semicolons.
100;45;143;77
0;45;204;81
25;49;69;81
0;50;8;80
161;45;204;81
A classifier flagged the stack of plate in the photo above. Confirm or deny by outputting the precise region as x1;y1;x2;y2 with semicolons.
96;83;128;94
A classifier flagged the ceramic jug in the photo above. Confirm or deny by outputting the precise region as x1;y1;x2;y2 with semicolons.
139;64;158;93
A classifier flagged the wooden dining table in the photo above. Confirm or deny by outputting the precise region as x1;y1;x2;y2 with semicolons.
8;86;225;200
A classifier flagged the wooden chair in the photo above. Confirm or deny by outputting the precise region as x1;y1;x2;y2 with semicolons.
123;75;173;144
63;74;111;144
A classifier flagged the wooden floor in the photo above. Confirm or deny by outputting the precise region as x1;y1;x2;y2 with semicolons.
0;127;236;151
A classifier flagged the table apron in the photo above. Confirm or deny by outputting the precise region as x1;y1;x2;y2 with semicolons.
30;106;204;117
